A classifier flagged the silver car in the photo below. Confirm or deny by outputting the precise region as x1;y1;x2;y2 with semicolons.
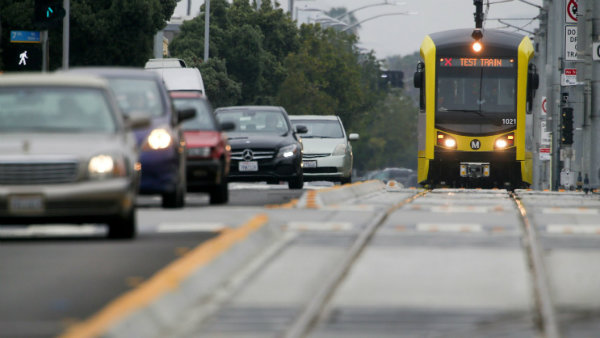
289;115;358;184
0;74;147;239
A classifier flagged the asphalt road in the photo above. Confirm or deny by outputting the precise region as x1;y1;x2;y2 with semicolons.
0;183;305;338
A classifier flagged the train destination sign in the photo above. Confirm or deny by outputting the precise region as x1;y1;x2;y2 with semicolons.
439;57;515;68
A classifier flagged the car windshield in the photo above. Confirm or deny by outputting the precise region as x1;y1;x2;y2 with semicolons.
216;110;289;134
0;87;117;133
107;78;164;117
172;97;217;131
291;119;344;138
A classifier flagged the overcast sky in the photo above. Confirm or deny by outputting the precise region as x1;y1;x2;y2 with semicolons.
174;0;542;59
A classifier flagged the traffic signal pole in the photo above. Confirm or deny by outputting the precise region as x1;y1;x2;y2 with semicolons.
62;0;69;69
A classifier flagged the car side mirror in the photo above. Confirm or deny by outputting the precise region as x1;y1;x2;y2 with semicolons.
295;125;308;134
348;133;359;141
220;121;235;131
177;108;196;123
125;114;151;130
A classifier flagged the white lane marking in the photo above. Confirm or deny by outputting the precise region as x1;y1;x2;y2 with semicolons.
228;182;330;190
430;206;491;213
546;224;600;235
0;225;104;237
287;221;353;231
542;207;599;215
417;223;483;233
322;205;375;211
157;222;226;233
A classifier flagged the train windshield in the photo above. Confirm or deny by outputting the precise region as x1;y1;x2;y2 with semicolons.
436;58;516;134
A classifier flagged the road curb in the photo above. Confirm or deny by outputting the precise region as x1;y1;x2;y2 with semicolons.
60;214;277;338
295;180;385;208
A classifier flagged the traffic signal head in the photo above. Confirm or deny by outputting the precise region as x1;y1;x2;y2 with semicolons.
33;0;65;29
561;107;574;145
381;70;404;88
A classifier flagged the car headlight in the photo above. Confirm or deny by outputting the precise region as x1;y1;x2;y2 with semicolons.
88;154;126;179
146;128;172;150
277;144;299;158
332;144;347;156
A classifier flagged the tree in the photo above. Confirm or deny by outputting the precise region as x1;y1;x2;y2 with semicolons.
170;0;298;106
277;24;383;130
352;89;418;171
69;0;175;67
0;0;176;70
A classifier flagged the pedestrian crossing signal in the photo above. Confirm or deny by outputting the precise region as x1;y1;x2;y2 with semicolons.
33;0;65;29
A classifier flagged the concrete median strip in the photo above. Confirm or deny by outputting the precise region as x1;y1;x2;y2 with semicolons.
295;180;386;209
60;214;271;338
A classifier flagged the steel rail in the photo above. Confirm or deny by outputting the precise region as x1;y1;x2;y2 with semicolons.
511;192;561;338
283;189;429;338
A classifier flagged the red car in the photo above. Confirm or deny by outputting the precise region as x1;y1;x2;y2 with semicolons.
169;92;233;204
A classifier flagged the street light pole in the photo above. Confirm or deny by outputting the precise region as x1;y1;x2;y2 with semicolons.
340;11;417;32
204;0;210;62
335;0;404;21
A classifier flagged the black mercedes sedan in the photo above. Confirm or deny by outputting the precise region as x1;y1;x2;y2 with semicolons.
214;106;306;189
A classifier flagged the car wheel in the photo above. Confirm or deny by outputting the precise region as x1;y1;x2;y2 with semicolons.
107;209;136;239
210;182;229;204
288;176;304;189
162;171;186;208
340;176;352;185
162;184;185;208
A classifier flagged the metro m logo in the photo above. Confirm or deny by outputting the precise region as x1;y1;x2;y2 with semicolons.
470;139;481;150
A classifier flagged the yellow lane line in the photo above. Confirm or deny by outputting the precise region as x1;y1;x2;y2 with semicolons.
60;214;269;338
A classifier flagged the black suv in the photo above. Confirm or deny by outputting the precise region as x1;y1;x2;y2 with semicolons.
214;106;306;189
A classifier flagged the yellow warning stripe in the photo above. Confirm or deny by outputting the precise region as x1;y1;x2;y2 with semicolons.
60;214;268;338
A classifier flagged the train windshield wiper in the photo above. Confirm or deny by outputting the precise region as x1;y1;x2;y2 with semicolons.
439;108;485;117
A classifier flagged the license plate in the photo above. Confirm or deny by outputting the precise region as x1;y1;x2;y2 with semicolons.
9;195;44;213
303;160;317;168
239;161;258;172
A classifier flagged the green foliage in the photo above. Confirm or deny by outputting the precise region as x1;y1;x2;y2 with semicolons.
182;55;242;107
170;0;298;106
0;0;176;70
277;24;383;130
353;89;419;171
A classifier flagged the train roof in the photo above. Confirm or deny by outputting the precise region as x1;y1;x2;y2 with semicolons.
427;28;526;55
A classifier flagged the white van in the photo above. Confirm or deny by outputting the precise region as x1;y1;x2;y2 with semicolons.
144;58;187;68
145;59;206;96
148;67;206;96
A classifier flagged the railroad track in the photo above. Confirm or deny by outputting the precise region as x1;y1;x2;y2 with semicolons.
170;188;600;338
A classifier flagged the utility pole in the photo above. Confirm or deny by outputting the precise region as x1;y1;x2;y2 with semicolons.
545;0;567;190
532;1;550;190
580;0;600;189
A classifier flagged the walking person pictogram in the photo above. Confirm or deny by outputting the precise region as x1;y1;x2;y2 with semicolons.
19;51;28;66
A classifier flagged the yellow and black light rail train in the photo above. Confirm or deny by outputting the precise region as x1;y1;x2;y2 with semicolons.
414;28;538;188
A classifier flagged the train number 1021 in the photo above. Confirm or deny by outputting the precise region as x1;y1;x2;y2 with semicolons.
502;118;516;125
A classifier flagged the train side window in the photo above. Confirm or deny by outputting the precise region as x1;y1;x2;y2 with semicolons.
526;63;539;114
414;61;425;112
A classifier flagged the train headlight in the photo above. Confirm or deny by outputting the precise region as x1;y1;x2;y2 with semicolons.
472;41;483;53
494;133;514;150
437;132;457;149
